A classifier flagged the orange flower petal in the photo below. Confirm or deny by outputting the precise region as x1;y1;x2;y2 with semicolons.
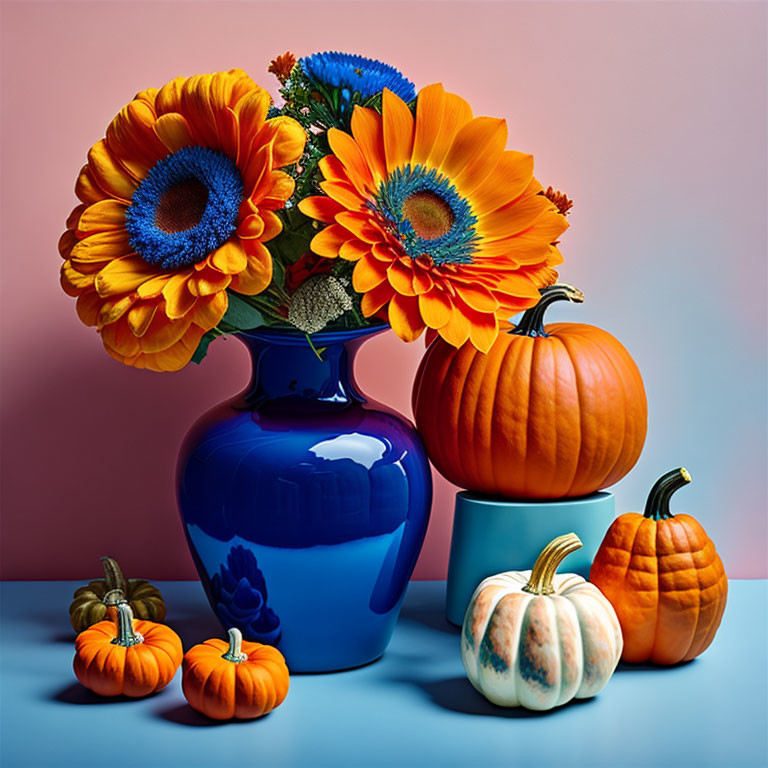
466;306;499;353
101;317;141;356
98;293;137;328
76;292;102;326
438;306;471;348
388;293;425;343
442;117;507;194
260;171;295;210
334;212;383;244
320;180;366;212
260;210;283;241
127;301;159;337
94;256;159;297
211;240;248;274
188;270;232;297
425;90;473;169
318;155;348;184
361;280;394;317
162;273;197;319
352;257;389;292
136;274;171;299
135;325;205;372
236;88;271;155
76;200;128;237
477;193;557;239
339;239;370;261
350;106;387;184
453;282;499;313
87;140;138;202
470;151;534;215
382;88;414;175
192;291;228;329
412;84;446;167
237;214;266;240
155;76;187;118
66;204;87;231
327;128;375;195
492;273;542;301
387;259;417;296
310;224;349;258
70;230;133;263
75;166;110;205
139;311;194;353
153;112;196;154
61;262;95;296
106;98;167;179
418;289;452;329
255;116;306;168
298;195;345;224
229;240;272;295
59;230;78;260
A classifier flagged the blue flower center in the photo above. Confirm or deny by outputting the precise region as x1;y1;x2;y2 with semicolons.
125;146;243;270
373;165;479;265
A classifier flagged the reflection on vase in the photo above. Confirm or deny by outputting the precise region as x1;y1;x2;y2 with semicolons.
210;545;281;645
177;326;432;672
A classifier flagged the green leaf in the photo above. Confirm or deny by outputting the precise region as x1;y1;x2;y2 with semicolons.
191;330;218;365
222;292;266;331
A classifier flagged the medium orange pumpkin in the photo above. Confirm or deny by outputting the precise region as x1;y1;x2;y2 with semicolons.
590;468;728;665
182;628;290;720
73;603;183;697
412;284;647;499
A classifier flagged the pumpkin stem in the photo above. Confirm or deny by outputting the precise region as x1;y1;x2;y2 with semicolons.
100;556;129;597
222;628;248;663
644;468;691;520
512;284;584;338
111;603;144;647
523;533;583;595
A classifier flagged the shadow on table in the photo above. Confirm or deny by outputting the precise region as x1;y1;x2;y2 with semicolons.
157;702;272;727
397;602;460;636
615;658;696;672
52;682;161;705
408;676;597;718
167;614;224;650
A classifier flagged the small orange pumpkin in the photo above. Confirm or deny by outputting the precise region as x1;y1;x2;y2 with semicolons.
590;468;728;664
412;284;647;499
73;603;183;697
182;628;289;720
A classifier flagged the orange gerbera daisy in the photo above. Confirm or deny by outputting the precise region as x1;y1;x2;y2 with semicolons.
60;69;306;371
298;85;568;351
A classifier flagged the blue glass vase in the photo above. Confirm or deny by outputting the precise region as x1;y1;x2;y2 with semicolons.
176;326;432;672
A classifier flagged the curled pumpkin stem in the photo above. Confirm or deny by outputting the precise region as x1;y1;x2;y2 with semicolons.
111;603;144;647
644;468;691;520
100;556;128;597
222;628;248;663
513;284;584;338
523;533;583;595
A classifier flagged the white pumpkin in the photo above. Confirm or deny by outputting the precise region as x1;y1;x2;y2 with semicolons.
461;533;623;711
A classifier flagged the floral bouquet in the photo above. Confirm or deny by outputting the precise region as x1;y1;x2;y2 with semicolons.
60;51;570;371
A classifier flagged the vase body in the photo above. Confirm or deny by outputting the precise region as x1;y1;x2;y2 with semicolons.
177;326;432;672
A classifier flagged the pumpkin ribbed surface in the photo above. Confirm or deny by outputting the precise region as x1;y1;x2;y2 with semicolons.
590;512;728;664
182;633;289;720
413;321;647;499
461;571;623;710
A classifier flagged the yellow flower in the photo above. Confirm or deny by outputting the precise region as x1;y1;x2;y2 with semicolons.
60;70;306;371
298;85;568;352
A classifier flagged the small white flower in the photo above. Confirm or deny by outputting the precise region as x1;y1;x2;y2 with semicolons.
288;275;353;334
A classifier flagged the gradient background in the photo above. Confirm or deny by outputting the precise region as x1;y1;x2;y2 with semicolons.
1;0;766;580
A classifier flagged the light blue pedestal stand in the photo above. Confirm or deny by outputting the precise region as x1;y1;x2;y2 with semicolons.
445;491;615;626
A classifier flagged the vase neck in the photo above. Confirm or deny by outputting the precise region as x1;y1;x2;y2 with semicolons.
238;330;381;408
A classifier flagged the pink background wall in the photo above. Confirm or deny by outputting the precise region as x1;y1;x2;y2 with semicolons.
1;1;766;580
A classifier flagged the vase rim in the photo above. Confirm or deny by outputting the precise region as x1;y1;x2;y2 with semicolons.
237;323;390;346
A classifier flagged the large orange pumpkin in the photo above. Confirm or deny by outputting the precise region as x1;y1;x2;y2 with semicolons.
412;284;647;499
590;468;728;664
73;603;182;697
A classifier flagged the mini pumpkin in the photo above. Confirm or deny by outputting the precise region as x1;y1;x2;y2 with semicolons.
69;556;167;632
462;533;622;711
182;628;290;720
73;603;183;697
413;284;647;499
590;468;728;665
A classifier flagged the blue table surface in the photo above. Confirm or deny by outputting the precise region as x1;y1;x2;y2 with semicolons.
1;580;766;768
